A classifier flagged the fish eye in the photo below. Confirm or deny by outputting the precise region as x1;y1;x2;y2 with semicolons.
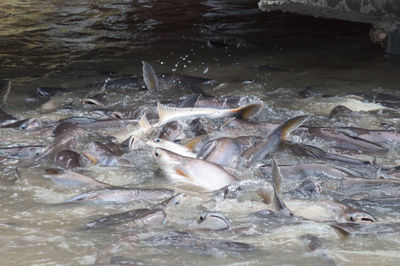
155;138;161;143
199;214;205;221
349;215;354;222
154;151;159;157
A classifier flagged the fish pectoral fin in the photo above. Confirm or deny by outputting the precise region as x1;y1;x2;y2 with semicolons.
328;222;351;239
175;167;194;181
142;61;159;92
82;151;99;164
230;103;262;120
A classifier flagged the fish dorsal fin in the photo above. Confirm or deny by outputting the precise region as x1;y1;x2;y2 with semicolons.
231;103;263;120
185;134;207;151
139;112;151;129
142;61;159;92
278;115;309;141
256;187;274;204
157;102;178;125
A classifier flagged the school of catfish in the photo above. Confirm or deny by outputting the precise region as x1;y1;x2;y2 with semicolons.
2;61;400;264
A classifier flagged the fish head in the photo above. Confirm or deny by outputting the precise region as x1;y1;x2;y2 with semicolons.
189;211;230;231
152;147;181;167
341;209;376;224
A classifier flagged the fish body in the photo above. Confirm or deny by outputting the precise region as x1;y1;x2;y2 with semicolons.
156;102;262;126
153;147;237;191
147;138;196;158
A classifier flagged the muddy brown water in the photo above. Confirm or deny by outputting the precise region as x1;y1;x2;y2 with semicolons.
1;0;400;265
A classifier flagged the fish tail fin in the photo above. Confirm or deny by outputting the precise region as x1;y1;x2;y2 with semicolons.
277;115;309;141
142;61;159;92
230;103;262;120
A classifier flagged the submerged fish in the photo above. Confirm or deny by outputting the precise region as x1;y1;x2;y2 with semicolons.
188;211;231;231
153;147;237;191
62;188;174;204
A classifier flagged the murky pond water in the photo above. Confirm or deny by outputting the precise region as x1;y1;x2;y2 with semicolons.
2;0;400;265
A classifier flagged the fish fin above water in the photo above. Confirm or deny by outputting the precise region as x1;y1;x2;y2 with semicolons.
185;134;207;151
230;103;263;120
278;115;309;141
142;61;159;92
81;151;99;164
175;167;194;182
139;113;151;129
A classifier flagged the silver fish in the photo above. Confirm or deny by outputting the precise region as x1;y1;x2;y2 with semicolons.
153;147;237;191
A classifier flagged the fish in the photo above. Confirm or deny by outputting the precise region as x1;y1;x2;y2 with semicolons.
258;158;375;223
308;127;388;153
0;108;17;125
53;150;85;169
142;61;213;95
156;101;262;126
141;231;253;252
197;137;244;166
61;188;174;204
80;193;183;230
289;143;372;166
153;147;237;191
0;79;11;103
241;115;309;165
83;142;131;167
44;168;111;188
1;118;40;130
188;211;231;231
80;208;166;230
147;138;196;158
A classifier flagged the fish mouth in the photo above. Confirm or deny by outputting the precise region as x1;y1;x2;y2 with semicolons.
360;217;375;223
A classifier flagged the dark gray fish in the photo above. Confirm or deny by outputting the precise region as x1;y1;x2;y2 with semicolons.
242;115;309;165
0;108;17;125
36;87;73;97
82;92;108;106
0;145;44;158
158;121;185;142
44;168;111;188
142;231;253;252
83;142;131;167
54;150;85;169
308;127;388;153
37;122;84;162
80;208;166;230
142;61;213;96
1;118;40;130
289;143;372;166
328;105;354;118
293;180;322;195
109;256;145;266
62;188;174;204
259;162;350;181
